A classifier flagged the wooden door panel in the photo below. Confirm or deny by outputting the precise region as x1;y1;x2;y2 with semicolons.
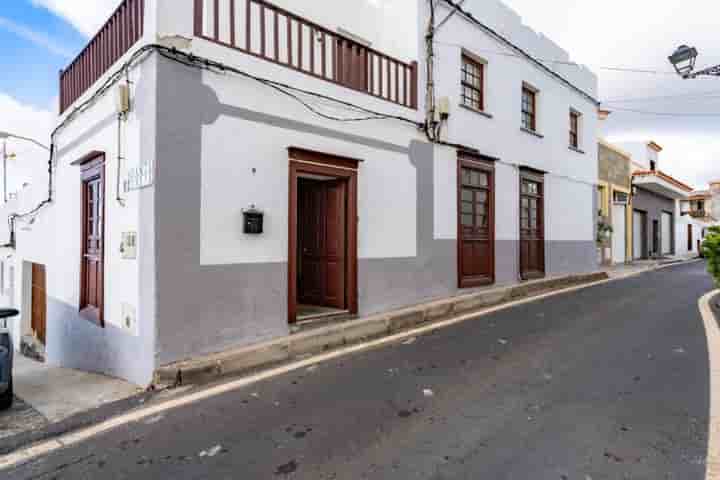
80;159;105;325
458;161;494;287
31;263;47;345
520;176;545;279
298;179;348;310
325;181;347;309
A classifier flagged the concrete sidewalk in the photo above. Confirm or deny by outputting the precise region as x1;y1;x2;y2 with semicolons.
0;355;142;448
603;255;701;279
11;356;141;423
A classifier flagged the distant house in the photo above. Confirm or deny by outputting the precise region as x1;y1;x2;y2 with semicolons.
678;185;720;256
616;141;692;259
597;140;633;265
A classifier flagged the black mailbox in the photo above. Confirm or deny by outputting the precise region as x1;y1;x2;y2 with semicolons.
243;206;264;235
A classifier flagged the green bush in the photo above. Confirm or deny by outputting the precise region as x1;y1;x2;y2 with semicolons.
702;226;720;287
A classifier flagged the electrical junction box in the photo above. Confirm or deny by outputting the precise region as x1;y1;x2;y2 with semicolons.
120;232;137;259
438;96;451;119
116;84;131;115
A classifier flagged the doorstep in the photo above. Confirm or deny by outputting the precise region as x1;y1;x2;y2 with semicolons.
154;271;608;387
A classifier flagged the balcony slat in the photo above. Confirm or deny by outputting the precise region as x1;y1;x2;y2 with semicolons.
59;0;145;113
195;0;417;109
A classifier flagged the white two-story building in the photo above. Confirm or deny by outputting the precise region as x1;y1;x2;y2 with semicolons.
0;0;601;386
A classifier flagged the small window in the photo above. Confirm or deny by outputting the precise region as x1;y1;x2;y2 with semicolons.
461;55;484;111
613;191;629;204
521;86;537;131
569;110;580;148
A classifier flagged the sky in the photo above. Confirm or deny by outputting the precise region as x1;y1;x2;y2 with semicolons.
498;0;720;188
0;0;718;190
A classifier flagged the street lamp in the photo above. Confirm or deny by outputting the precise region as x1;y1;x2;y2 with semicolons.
0;131;50;203
669;45;720;79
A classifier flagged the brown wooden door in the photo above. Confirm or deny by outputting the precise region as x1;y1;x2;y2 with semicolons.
298;179;347;310
458;161;494;287
520;176;545;280
80;165;105;324
31;263;47;345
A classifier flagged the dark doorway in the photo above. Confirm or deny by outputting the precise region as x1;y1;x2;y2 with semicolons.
457;155;495;288
31;263;47;345
288;148;359;324
688;224;693;252
519;170;546;280
297;178;347;313
652;220;660;257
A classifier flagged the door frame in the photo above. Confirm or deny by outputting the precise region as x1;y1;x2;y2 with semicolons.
78;153;106;327
456;153;496;288
519;167;546;281
288;147;359;324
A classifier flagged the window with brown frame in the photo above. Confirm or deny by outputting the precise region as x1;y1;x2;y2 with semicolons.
461;55;484;111
569;110;580;148
521;86;537;131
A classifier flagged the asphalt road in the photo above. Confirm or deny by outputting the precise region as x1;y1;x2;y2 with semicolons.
4;261;714;479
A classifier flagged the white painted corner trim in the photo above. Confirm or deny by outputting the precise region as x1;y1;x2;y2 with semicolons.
699;290;720;480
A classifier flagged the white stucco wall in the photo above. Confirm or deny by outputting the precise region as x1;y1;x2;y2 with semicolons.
0;9;159;384
0;64;147;345
192;19;423;265
421;0;599;245
614;142;659;172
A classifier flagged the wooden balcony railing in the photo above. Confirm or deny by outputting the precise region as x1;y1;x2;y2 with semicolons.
59;0;145;114
194;0;418;109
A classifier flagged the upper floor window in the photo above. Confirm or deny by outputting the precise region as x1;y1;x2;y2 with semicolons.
521;86;537;131
569;110;581;148
461;55;484;111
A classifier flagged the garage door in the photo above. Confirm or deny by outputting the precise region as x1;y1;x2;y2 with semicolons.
612;204;627;264
633;211;645;260
661;212;672;255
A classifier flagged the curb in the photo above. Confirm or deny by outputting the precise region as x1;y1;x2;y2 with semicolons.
155;272;609;387
699;290;720;480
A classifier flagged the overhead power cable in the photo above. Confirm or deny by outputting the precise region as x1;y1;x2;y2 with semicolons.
601;106;720;117
433;42;678;76
3;43;425;248
602;90;720;103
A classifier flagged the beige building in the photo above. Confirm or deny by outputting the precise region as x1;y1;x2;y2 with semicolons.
597;140;633;264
